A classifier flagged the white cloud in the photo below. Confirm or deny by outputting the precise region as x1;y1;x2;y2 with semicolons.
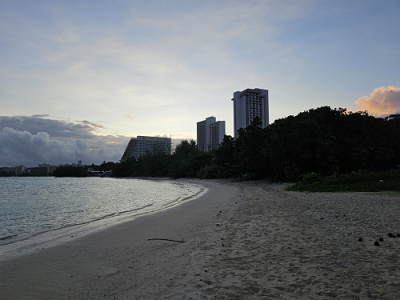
355;86;400;115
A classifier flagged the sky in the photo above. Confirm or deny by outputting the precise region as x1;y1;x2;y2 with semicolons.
1;0;399;166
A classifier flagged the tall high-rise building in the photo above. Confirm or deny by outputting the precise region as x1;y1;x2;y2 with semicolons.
121;136;171;161
197;116;225;152
231;88;269;138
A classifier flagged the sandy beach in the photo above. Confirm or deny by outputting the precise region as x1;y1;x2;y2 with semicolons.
1;179;400;299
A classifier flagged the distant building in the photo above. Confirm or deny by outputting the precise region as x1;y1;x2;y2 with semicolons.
197;116;226;152
27;167;48;176
58;161;83;168
38;163;50;168
121;136;172;162
38;163;58;175
232;88;269;138
15;165;25;176
48;165;58;174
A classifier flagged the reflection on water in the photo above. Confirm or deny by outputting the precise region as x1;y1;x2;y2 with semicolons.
0;177;201;246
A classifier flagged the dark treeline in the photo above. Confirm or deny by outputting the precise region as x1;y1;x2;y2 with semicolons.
52;166;90;177
52;161;116;177
113;106;400;180
0;170;12;177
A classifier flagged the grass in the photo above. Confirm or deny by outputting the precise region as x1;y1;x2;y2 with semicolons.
286;170;400;192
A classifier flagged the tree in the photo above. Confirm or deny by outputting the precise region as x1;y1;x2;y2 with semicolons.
213;135;238;177
112;157;137;177
53;166;90;177
168;140;212;178
235;116;268;179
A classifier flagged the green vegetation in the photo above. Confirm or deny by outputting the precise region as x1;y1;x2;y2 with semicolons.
0;170;12;177
52;166;91;177
112;140;214;178
52;161;117;177
112;106;400;192
286;170;400;192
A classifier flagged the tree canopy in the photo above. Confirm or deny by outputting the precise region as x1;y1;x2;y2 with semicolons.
112;107;400;180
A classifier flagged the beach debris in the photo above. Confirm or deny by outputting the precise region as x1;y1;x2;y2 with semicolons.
374;241;380;246
388;233;396;238
379;237;384;242
358;238;363;242
216;223;221;226
148;238;185;243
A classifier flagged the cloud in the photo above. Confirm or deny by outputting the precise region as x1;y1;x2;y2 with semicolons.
79;120;104;129
355;86;400;115
75;139;89;152
0;115;130;166
125;115;134;120
0;115;102;139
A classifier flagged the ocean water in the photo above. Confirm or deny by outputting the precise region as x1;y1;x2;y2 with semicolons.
0;177;203;249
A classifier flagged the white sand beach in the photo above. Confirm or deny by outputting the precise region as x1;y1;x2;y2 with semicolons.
1;179;400;299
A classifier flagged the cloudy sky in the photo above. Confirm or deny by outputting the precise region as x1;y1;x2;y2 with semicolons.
1;0;399;166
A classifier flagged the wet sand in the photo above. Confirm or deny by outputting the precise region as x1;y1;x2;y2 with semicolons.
1;179;400;299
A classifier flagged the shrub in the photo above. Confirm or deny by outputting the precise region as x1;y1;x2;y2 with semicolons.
197;164;220;179
302;172;320;184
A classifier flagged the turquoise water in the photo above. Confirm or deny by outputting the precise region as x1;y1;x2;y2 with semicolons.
0;177;202;246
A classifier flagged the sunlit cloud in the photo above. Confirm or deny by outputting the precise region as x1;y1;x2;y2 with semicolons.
125;115;134;120
78;120;104;129
355;86;400;115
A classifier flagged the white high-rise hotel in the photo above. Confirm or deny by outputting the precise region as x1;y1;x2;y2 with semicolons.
121;136;171;161
232;88;269;138
197;117;225;152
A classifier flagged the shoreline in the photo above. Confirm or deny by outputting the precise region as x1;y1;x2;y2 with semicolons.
1;179;400;299
0;178;207;260
0;179;241;299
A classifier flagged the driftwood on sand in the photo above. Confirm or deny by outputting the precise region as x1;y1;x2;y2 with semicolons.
147;238;185;243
